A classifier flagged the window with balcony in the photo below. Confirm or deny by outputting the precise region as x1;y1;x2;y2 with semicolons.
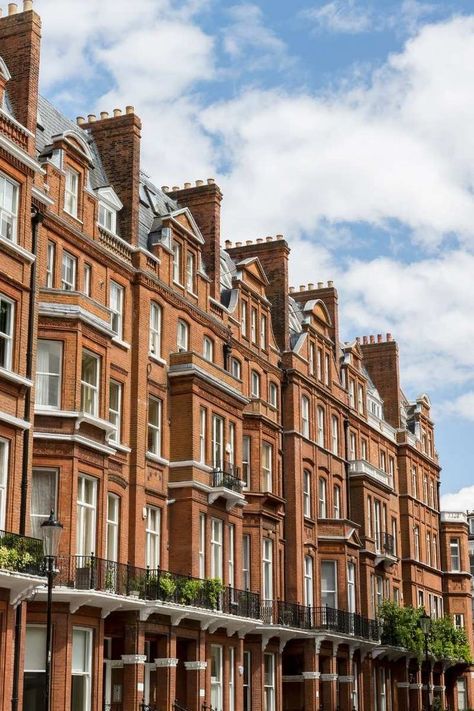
46;241;55;287
333;485;341;519
172;241;182;284
228;523;235;588
262;443;273;492
450;538;461;571
77;475;97;556
269;382;278;408
149;302;162;357
347;562;356;614
98;202;116;233
199;513;206;578
321;560;337;608
264;653;276;711
177;319;189;351
30;468;57;539
64;168;79;218
317;406;325;447
318;477;327;518
71;628;92;711
251;370;260;398
0;438;9;531
228;422;236;467
36;340;62;409
186;251;195;292
331;415;339;455
106;494;120;562
0;172;18;242
109;281;124;339
83;263;91;297
304;556;314;606
260;314;267;349
108;380;122;443
242;534;251;590
61;251;77;291
262;538;273;602
23;625;46;709
301;395;310;438
211;518;223;579
212;415;224;469
147;397;162;456
81;350;100;416
0;295;14;370
145;506;161;568
199;408;207;464
303;470;312;518
203;336;214;362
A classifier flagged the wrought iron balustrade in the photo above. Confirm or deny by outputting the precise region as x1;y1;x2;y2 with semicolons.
0;530;44;576
382;531;395;555
313;606;380;642
212;463;243;493
261;599;312;629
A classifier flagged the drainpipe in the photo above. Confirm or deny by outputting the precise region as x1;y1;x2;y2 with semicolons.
11;206;43;711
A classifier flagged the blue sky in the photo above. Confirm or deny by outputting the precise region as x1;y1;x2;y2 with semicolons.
35;0;474;506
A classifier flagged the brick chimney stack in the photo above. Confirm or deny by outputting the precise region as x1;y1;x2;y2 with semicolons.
168;180;222;300
225;235;290;351
292;281;340;354
80;108;142;245
360;334;401;428
0;0;41;147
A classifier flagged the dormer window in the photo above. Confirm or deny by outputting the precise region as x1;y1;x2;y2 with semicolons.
98;202;117;233
64;167;79;218
0;173;18;242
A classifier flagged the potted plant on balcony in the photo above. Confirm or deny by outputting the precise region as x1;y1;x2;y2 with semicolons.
178;578;204;606
204;578;225;610
157;572;177;601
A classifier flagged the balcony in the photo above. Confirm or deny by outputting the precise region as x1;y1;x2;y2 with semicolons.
0;530;45;604
441;512;468;525
348;459;393;491
261;600;313;629
209;464;245;510
374;532;397;569
51;556;261;629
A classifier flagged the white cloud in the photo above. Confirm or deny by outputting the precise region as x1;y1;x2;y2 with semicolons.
441;486;474;512
443;392;474;422
222;3;290;70
301;0;372;34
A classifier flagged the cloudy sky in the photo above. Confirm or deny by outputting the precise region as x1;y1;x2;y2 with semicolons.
35;0;474;508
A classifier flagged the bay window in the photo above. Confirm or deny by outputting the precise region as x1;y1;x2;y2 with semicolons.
0;295;14;370
262;442;273;492
149;302;162;357
145;505;161;569
242;435;250;488
450;538;461;571
61;251;77;290
177;319;189;351
321;560;337;608
251;370;260;397
77;475;97;556
147;397;162;456
211;518;223;579
81;350;100;416
0;172;18;242
203;336;214;362
35;340;62;409
46;241;55;287
333;484;341;519
30;468;57;539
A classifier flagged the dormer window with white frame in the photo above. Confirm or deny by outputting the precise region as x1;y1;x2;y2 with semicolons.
64;167;79;218
96;187;122;235
98;203;116;233
0;172;19;242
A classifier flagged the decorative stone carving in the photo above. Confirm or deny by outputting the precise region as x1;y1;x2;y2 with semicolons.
155;658;179;668
184;661;207;671
121;654;147;665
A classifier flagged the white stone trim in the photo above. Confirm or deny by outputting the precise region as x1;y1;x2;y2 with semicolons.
0;133;44;173
146;452;170;466
0;367;33;387
121;654;147;665
38;301;115;337
33;431;116;455
169;460;212;472
302;671;320;680
320;674;338;682
0;234;35;263
338;676;354;683
184;661;207;671
169;364;249;405
154;658;179;668
0;409;31;430
32;185;55;206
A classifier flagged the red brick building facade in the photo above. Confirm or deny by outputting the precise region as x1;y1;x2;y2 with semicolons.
0;3;472;711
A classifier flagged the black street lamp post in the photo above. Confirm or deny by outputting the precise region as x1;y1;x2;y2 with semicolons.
40;511;63;711
419;610;431;711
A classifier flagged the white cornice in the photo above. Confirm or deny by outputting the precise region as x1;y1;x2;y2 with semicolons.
38;301;115;337
0;410;31;430
33;431;116;455
0;234;35;263
0;133;44;173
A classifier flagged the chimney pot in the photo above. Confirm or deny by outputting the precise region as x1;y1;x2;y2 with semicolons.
161;185;169;192
276;234;283;239
246;240;252;245
289;286;295;293
195;180;204;187
266;236;273;242
236;242;242;247
317;282;324;288
207;178;215;184
23;0;33;10
100;111;109;120
386;332;392;341
125;105;134;115
363;336;368;344
377;334;382;343
113;108;122;117
225;240;232;248
328;280;334;287
0;9;3;16
356;337;361;344
87;114;96;123
370;335;375;344
8;4;17;15
172;185;180;191
308;283;314;290
184;182;191;189
299;285;306;291
76;116;85;125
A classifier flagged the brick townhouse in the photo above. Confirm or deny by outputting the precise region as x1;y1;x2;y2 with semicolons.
0;3;472;711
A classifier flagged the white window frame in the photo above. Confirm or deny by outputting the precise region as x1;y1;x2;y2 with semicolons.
333;484;341;519
203;336;214;362
0;172;19;242
347;561;356;614
212;415;224;469
210;645;223;711
77;475;97;557
35;340;62;410
0;438;9;531
414;526;420;562
147;397;162;456
262;443;272;492
250;307;257;344
145;505;161;569
106;493;120;563
229;646;235;711
199;408;207;464
109;281;124;339
241;301;248;337
228;523;235;588
211;518;223;580
321;560;337;608
331;415;339;455
309;343;315;375
324;353;330;386
318;477;327;518
199;513;206;578
186;251;195;292
230;357;241;380
64;168;79;218
172;241;182;284
260;314;267;349
61;251;77;291
108;380;122;443
98;201;117;233
357;384;364;414
317;406;325;447
269;382;278;408
83;263;91;297
262;538;273;602
303;470;311;518
450;538;461;571
149;302;162;357
0;294;14;370
71;627;93;711
242;435;250;488
177;319;189;352
457;678;467;711
46;241;55;287
242;534;251;590
304;555;314;607
80;350;100;417
264;653;275;711
349;432;356;461
30;468;57;540
301;395;310;438
251;370;260;398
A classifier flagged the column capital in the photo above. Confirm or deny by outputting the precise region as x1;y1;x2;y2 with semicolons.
155;658;179;668
121;654;147;665
320;673;338;682
184;661;207;671
302;671;320;680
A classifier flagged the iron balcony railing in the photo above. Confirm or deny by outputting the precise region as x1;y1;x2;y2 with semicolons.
261;599;313;629
53;555;261;619
382;531;395;556
0;530;44;576
212;463;243;493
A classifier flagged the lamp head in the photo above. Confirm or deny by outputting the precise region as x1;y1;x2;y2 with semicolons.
40;510;63;558
419;610;431;636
